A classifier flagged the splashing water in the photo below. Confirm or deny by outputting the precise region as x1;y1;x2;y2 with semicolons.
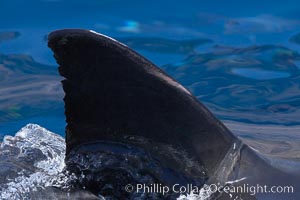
0;124;69;199
177;184;213;200
0;124;220;200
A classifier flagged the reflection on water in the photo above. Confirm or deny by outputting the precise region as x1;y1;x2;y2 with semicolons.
119;37;212;54
0;43;64;135
161;44;300;125
231;68;290;80
224;120;300;161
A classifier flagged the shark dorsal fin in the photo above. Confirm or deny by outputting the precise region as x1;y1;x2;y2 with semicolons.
48;29;236;176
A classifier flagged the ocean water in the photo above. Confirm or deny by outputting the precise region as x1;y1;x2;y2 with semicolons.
0;0;300;199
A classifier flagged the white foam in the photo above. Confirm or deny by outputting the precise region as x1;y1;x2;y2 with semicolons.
0;124;68;199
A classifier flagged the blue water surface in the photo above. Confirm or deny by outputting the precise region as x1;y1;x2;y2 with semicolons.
231;68;291;80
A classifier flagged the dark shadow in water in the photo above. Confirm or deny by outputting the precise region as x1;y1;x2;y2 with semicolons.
290;32;300;45
0;31;20;43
